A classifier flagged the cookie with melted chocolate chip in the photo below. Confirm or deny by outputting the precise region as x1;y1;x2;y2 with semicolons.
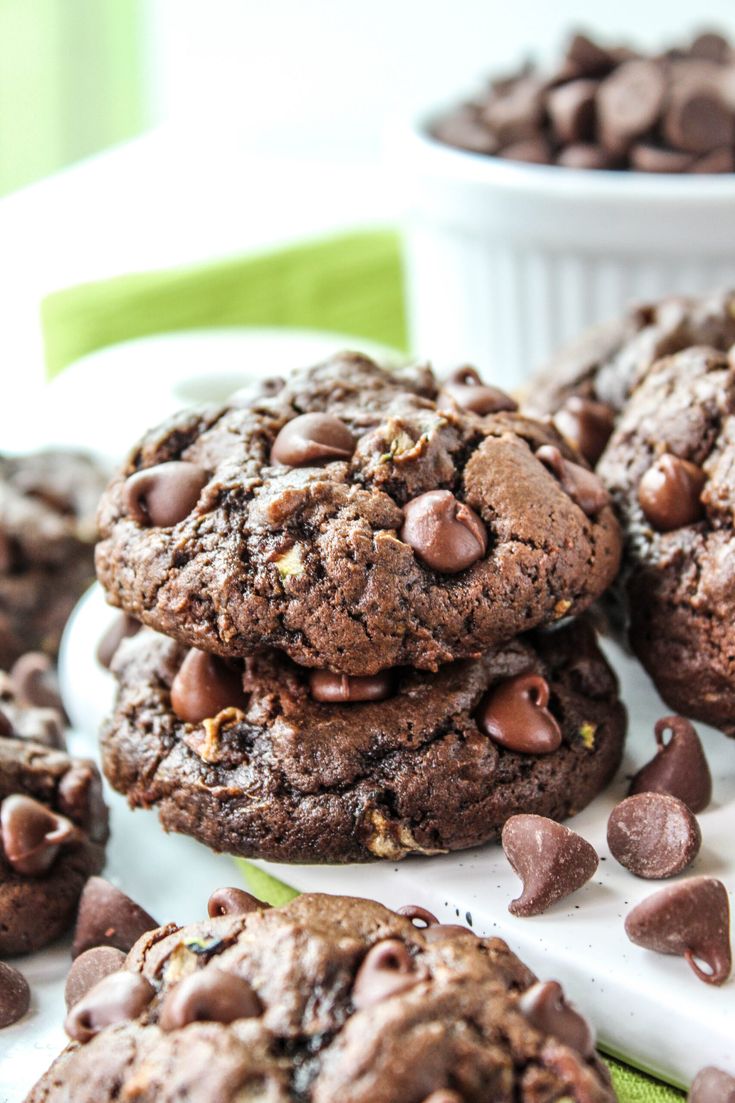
95;353;621;675
100;617;625;863
26;892;615;1103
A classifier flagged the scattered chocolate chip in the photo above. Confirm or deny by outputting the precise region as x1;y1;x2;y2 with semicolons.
96;614;141;670
547;79;597;144
401;490;487;573
519;980;596;1057
689;1066;735;1103
439;367;518;416
352;939;426;1009
536;444;609;516
72;877;158;958
478;673;562;755
638;453;706;531
0;794;78;876
58;764;106;833
0;961;31;1028
397;905;439;928
625;877;731;985
502;815;598;916
422;923;477;943
308;669;393;704
170;649;247;724
65;970;155;1043
207;887;269;918
663;85;734;154
553;396;616;466
597;60;667;156
65;947;127;1010
271;413;355;467
159;968;262;1031
124;461;207;528
607;793;701;879
10;652;62;711
629;715;712;813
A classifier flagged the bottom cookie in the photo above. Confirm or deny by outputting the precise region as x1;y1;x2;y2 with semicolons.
102;618;625;863
26;890;615;1103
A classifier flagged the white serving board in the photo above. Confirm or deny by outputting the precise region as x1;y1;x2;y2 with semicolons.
55;586;734;1092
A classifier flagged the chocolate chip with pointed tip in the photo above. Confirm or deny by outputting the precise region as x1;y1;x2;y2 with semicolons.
158;968;261;1031
607;793;701;879
170;649;247;724
625;876;731;985
96;614;141;670
65;970;155;1043
0;794;78;876
271;413;355;467
0;961;30;1028
10;652;62;711
65;947;127;1010
536;444;610;516
519;980;596;1056
397;905;439;928
352;939;426;1010
638;453;706;531
439;367;518;416
401;490;487;573
309;669;393;704
207;887;269;918
502;815;598;916
124;461;208;527
629;715;712;813
72;877;158;958
553;396;615;466
478;673;562;755
58;764;106;833
689;1066;735;1103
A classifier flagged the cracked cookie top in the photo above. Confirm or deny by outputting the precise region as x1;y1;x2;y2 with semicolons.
26;891;615;1103
95;354;621;675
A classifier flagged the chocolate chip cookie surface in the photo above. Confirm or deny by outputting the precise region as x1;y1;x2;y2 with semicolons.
102;617;625;863
0;450;107;668
95;354;621;675
26;892;615;1103
597;345;735;735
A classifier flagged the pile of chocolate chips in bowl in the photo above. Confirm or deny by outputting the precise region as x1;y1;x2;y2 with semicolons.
432;29;735;172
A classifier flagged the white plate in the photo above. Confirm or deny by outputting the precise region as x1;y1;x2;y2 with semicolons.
56;586;735;1091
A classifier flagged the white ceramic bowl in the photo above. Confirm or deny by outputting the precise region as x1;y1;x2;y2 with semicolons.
399;113;735;391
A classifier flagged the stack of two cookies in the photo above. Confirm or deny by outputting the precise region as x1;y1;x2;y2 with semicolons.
95;353;626;863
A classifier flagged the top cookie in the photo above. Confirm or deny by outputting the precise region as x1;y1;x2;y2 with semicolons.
96;354;621;675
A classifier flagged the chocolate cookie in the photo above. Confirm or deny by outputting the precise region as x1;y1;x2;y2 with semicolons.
0;735;108;955
26;891;615;1103
0;450;107;668
101;617;625;863
525;290;735;461
95;354;621;675
597;345;735;734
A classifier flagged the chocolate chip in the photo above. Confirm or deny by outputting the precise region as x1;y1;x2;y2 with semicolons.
10;652;62;711
481;76;545;145
207;887;269;918
630;144;694;172
170;649;247;724
689;1067;735;1103
58;764;106;832
439;367;518;416
663;85;734;154
690;146;735;172
432;107;500;155
553;396;615;465
690;32;732;63
478;673;562;755
96;614;140;670
547;79;598;144
625;877;731;985
422;924;477;943
502;815;598;916
498;137;553;164
629;715;712;813
0;794;78;876
556;143;616;170
124;461;208;527
638;453;706;531
352;939;426;1010
159;968;261;1031
536;445;610;516
65;970;155;1043
72;877;158;958
421;1093;463;1103
271;413;355;467
65;947;127;1010
0;961;30;1028
401;490;487;573
0;709;12;737
397;905;439;928
565;33;616;78
519;980;596;1057
597;60;667;155
607;793;701;879
309;669;393;704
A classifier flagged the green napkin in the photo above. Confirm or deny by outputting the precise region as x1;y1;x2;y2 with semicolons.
42;229;685;1102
